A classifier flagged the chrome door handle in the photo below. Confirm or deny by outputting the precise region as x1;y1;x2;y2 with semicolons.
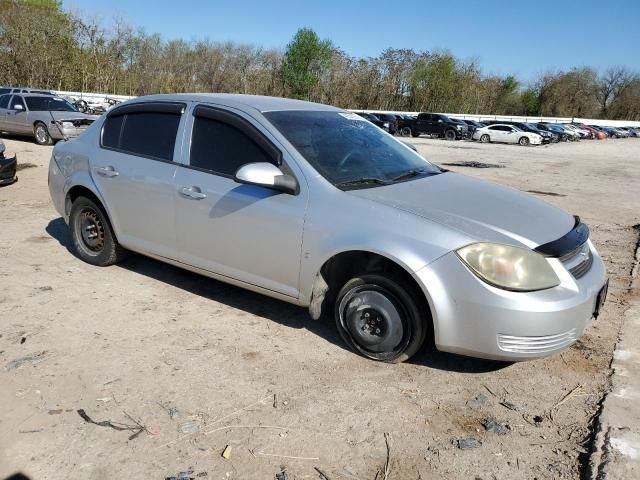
179;186;207;200
95;166;119;178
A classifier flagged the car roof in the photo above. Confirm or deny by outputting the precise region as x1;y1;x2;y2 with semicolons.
127;93;340;113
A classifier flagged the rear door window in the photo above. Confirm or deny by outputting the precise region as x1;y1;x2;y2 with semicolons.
0;95;10;109
101;108;182;162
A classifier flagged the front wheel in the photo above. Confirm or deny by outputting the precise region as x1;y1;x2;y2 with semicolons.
480;134;490;143
335;273;427;363
69;196;127;266
444;129;456;141
518;136;530;146
34;122;52;145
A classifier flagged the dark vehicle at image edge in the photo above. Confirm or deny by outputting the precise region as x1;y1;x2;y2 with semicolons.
413;113;469;140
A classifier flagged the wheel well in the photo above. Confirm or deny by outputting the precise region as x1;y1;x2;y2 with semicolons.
317;251;431;321
65;185;103;217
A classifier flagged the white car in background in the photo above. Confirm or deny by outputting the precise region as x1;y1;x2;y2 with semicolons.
473;124;542;146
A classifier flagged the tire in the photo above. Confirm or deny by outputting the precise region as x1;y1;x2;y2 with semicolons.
34;122;52;145
518;136;530;146
411;131;420;137
444;129;456;141
69;196;126;266
480;134;490;143
400;127;412;137
334;273;427;363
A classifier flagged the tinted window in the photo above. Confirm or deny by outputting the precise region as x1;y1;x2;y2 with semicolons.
488;126;501;131
119;112;181;161
0;95;9;109
265;110;441;187
190;116;273;176
10;96;25;110
101;115;124;149
0;88;10;96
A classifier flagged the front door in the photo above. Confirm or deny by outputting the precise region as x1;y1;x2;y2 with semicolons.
174;105;307;298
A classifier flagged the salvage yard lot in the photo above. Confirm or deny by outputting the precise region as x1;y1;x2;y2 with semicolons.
0;137;639;479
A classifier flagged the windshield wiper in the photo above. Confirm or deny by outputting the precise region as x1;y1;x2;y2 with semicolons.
335;177;390;189
391;168;429;182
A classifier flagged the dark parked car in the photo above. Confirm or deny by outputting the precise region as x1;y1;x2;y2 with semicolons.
536;123;569;142
414;113;468;140
396;114;418;137
373;113;399;134
457;119;486;136
355;112;386;129
0;138;17;186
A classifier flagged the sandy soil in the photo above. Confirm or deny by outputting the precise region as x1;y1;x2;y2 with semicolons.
0;134;639;480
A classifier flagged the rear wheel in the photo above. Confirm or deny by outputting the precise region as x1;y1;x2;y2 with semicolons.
69;196;126;266
444;129;456;141
518;136;530;146
480;134;490;143
335;273;427;363
34;122;52;145
400;127;412;137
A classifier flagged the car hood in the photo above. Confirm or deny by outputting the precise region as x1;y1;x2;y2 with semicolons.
49;111;98;122
348;172;575;248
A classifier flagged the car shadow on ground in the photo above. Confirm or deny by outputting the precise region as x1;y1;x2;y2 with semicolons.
45;217;509;374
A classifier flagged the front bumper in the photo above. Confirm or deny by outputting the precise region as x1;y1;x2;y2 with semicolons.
0;154;18;186
413;240;607;361
51;122;92;140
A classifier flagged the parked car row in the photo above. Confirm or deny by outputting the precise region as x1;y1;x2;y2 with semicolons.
357;110;640;146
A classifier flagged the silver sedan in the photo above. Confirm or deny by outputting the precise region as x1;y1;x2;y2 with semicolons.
0;93;97;145
47;94;608;362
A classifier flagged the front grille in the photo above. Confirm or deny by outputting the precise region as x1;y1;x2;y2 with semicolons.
498;329;577;354
569;251;593;279
559;242;593;279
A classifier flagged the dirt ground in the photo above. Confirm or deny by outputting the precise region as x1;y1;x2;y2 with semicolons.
1;135;639;480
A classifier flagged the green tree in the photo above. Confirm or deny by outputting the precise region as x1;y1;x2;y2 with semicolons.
281;28;333;100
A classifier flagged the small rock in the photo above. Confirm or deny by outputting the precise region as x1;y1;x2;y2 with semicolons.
483;416;510;434
466;394;488;410
533;415;544;425
275;467;289;480
455;437;482;450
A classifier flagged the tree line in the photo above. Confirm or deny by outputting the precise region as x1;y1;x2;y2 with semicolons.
2;0;639;120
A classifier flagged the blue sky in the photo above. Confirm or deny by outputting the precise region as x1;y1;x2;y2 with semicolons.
64;0;640;82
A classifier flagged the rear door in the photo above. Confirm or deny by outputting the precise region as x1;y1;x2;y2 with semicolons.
173;104;307;298
90;102;186;259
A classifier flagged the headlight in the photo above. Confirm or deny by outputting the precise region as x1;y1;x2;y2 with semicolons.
455;125;461;130
60;121;74;129
456;243;560;291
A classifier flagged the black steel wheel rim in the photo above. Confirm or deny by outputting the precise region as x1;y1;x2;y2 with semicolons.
339;284;410;357
77;207;105;253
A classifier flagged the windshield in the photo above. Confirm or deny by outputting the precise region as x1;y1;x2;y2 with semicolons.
24;96;77;112
265;110;441;187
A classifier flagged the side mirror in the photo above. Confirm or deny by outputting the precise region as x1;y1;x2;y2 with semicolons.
13;104;24;111
234;162;297;194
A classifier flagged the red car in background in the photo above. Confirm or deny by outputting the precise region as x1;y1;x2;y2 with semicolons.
574;124;607;140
